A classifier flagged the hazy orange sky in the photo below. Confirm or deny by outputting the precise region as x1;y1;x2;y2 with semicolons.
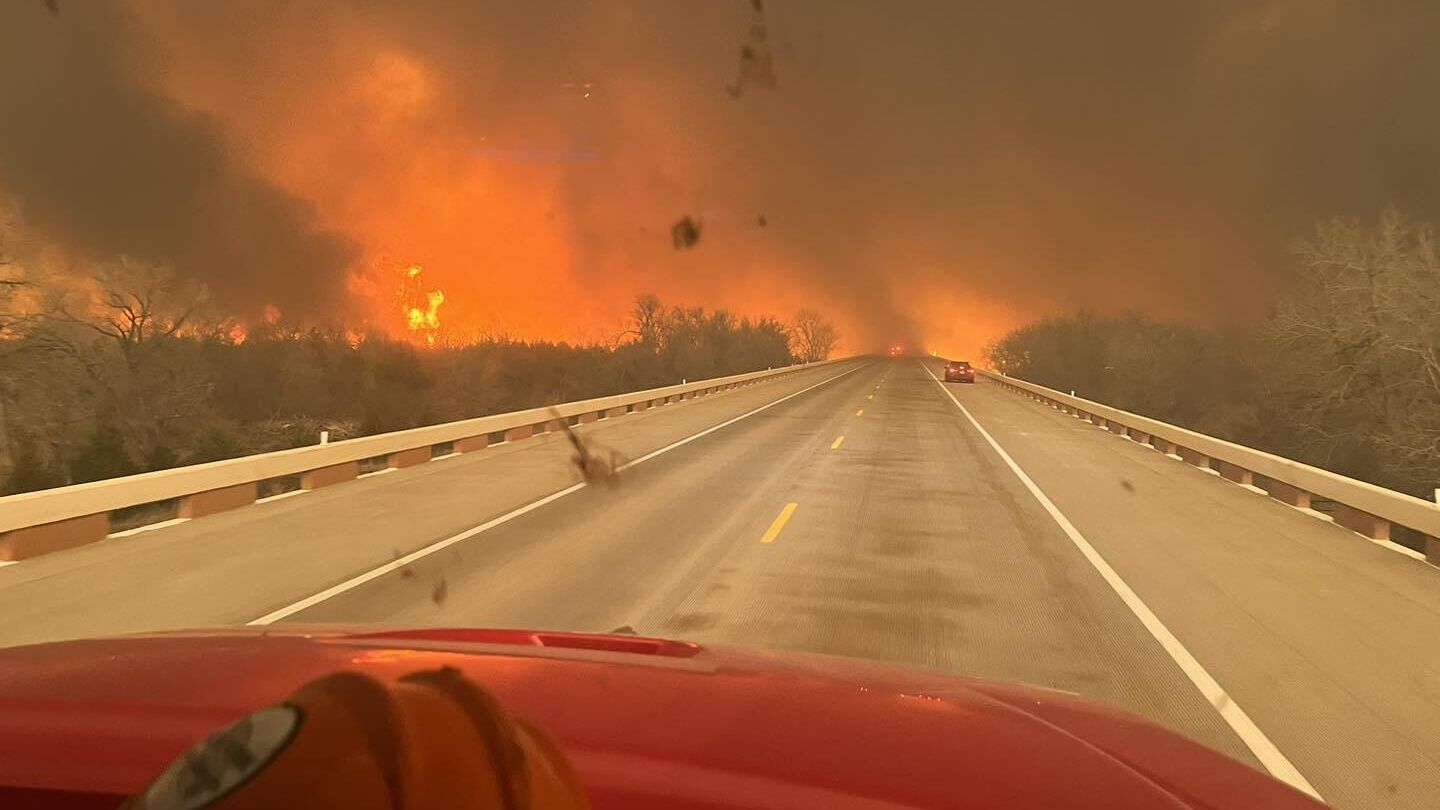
2;1;1439;358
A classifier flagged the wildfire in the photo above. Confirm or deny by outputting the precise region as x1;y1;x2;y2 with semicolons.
396;263;445;346
408;290;445;335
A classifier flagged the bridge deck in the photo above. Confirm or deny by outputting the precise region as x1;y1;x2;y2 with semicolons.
1;358;1435;809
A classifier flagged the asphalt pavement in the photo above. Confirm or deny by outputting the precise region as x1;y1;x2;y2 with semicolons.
2;357;1437;810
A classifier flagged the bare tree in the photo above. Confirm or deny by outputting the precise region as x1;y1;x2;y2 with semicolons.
624;293;664;348
0;216;31;342
54;261;205;366
789;309;839;363
0;229;23;480
37;261;215;467
1265;209;1440;490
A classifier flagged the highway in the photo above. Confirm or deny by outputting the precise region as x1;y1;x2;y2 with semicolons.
1;358;1437;809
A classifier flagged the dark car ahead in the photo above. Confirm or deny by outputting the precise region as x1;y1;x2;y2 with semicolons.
944;360;975;383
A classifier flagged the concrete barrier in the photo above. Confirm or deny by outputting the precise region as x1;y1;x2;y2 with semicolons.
180;483;258;519
0;360;844;560
0;514;110;559
981;369;1440;566
301;462;358;490
456;435;489;453
388;447;431;469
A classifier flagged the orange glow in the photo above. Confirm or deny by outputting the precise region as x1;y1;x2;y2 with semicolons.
126;8;1030;354
395;264;445;346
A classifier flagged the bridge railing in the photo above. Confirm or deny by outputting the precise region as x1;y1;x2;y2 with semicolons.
980;371;1440;566
0;360;844;561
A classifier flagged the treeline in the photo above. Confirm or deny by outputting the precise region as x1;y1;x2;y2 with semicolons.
0;275;834;494
988;210;1440;501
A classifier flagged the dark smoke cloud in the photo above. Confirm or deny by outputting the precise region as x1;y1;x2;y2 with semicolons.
0;1;356;319
347;0;1440;344
5;1;1440;351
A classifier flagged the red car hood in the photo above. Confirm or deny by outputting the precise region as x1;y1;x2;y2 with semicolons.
0;627;1323;810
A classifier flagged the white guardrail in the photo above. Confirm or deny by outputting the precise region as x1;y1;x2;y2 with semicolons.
0;360;848;560
979;370;1440;566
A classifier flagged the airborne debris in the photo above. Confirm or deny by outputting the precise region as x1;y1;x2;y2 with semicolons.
391;548;417;579
552;408;626;486
671;216;702;250
431;576;449;605
757;214;768;228
1120;479;1135;493
727;0;777;98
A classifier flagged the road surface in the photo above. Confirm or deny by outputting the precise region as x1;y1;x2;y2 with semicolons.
1;358;1437;810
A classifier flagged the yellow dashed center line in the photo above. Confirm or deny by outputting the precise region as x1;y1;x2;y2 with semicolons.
831;435;845;450
760;502;799;544
855;408;864;417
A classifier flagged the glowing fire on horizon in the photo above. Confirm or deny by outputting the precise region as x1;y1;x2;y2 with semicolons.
396;264;445;345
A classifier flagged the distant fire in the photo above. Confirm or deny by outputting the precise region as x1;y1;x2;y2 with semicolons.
407;289;445;334
396;264;445;345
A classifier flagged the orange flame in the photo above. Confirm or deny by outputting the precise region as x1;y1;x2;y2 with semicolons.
397;264;445;346
407;290;445;344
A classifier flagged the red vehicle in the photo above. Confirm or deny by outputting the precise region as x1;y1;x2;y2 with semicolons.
944;359;976;383
0;627;1324;810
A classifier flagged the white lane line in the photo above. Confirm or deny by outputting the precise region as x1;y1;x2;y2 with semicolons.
256;489;309;505
249;362;869;626
107;517;191;539
921;363;1321;799
1372;538;1426;561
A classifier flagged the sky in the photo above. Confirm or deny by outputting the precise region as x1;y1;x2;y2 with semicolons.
1;0;1438;357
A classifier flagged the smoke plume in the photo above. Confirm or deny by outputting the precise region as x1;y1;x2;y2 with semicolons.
3;1;1438;355
0;1;356;320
